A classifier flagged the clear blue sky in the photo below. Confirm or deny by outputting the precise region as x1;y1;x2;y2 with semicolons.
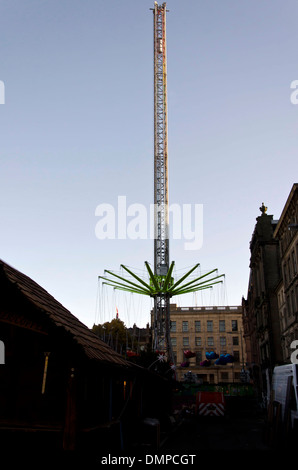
1;0;297;328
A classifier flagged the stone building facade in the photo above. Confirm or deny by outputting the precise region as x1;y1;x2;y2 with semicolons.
242;203;282;399
166;304;246;383
273;183;298;363
127;323;152;353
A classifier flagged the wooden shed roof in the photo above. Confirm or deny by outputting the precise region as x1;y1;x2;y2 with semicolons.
0;259;132;368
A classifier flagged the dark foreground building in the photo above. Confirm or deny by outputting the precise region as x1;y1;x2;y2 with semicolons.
242;204;282;400
0;259;171;452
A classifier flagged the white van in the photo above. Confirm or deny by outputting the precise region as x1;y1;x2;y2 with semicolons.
271;364;298;432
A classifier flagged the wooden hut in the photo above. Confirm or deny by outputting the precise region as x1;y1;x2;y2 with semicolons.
0;260;171;452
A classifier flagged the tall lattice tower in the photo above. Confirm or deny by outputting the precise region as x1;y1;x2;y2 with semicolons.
99;3;224;372
152;2;172;360
153;2;169;275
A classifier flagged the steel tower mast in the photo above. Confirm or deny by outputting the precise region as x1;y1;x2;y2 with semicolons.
152;2;172;361
153;2;169;275
99;3;225;374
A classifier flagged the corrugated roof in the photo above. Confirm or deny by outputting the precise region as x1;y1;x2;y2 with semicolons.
0;259;131;368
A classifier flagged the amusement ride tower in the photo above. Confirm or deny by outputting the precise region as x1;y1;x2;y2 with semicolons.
152;3;172;360
99;3;224;368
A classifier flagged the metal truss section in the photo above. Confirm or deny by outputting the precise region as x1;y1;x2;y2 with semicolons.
153;295;173;359
152;3;173;365
153;2;169;276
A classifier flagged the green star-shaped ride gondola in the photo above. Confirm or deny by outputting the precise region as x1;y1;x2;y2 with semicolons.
99;261;224;298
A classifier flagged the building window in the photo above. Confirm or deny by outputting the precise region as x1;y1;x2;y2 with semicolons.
291;289;296;314
220;336;226;348
232;336;239;346
288;258;292;281
171;337;177;347
207;320;213;332
170;321;176;332
284;263;288;286
207;337;214;347
196;351;202;365
195;337;201;346
292;250;297;275
183;337;189;347
221;372;229;381
219;320;225;332
233;351;240;362
195;321;201;332
232;320;238;331
182;321;188;332
287;295;291;316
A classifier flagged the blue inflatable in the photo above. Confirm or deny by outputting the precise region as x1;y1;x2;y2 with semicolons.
225;354;235;363
205;351;219;360
215;353;235;365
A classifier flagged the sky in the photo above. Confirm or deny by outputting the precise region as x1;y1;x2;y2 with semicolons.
0;0;298;328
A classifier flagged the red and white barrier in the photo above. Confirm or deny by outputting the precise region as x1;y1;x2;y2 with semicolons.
196;391;225;417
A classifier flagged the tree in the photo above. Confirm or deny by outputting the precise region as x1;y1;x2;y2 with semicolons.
92;318;130;353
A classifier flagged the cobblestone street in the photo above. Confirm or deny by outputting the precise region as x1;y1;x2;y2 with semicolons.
160;414;270;453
